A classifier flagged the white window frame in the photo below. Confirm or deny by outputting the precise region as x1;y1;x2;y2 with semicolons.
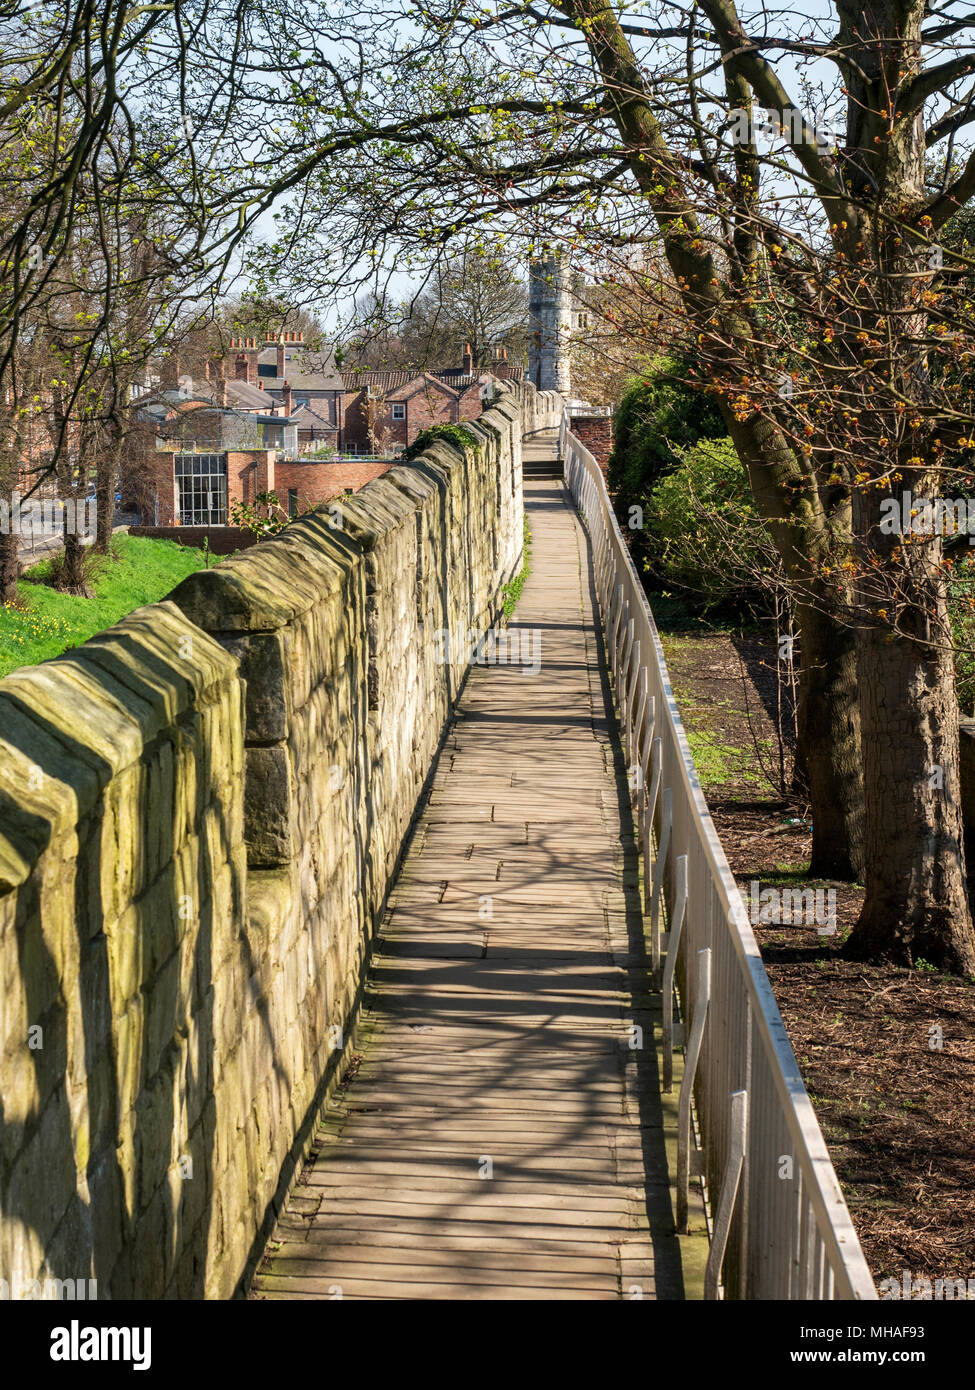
174;452;228;526
391;403;406;421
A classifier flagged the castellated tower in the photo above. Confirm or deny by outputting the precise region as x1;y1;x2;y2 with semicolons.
528;251;573;394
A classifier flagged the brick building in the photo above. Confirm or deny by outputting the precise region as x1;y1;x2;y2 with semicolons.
338;370;480;452
130;332;529;525
229;331;344;448
129;363;302;523
141;442;399;527
339;348;523;451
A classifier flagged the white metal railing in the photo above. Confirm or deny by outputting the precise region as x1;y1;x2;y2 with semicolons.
559;417;877;1302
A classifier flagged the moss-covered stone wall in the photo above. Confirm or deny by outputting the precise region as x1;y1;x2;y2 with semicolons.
0;387;560;1299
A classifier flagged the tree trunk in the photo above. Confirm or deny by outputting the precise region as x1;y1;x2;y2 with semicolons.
95;460;114;552
0;529;19;605
848;621;975;972
95;424;124;553
58;529;91;596
844;482;975;971
726;411;866;881
795;601;865;880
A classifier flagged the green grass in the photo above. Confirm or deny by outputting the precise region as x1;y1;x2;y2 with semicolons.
760;861;821;885
0;535;210;678
501;515;532;622
684;726;753;786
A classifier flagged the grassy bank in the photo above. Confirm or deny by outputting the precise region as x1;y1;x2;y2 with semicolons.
0;534;210;678
501;516;532;621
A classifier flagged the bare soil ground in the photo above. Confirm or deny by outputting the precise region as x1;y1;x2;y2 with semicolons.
659;620;975;1287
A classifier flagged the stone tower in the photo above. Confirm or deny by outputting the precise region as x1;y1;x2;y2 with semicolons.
528;251;573;394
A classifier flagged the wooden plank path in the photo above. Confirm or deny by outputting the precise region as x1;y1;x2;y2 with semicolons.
251;443;685;1301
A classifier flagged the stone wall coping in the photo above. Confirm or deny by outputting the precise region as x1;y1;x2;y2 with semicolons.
0;602;237;892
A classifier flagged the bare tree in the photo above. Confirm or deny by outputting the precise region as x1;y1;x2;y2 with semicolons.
5;2;975;966
246;0;975;970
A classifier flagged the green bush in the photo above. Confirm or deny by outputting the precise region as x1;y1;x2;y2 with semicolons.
401;423;480;462
644;437;780;613
608;356;725;564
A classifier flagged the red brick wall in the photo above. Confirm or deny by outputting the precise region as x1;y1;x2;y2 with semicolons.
373;405;409;449
457;384;484;421
340;390;370;449
397;384;475;445
571;416;614;474
274;460;394;508
143;450;396;526
128;525;258;554
340;381;486;449
144;451;178;524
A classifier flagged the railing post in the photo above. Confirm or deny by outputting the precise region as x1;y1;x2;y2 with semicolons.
598;530;611;612
619;618;634;730
705;1089;749;1300
630;668;648;802
610;585;623;683
662;853;688;1092
650;787;672;982
639;698;655;825
643;735;662;912
677;947;711;1234
615;604;630;691
624;642;641;763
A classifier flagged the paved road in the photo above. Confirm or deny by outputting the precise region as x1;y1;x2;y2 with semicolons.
251;459;683;1300
16;515;134;569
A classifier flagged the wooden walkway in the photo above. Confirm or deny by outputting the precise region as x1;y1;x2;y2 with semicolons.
251;448;684;1300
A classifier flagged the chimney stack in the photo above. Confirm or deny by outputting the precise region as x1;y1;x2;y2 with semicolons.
462;341;473;374
281;381;293;416
230;336;259;386
275;336;287;377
